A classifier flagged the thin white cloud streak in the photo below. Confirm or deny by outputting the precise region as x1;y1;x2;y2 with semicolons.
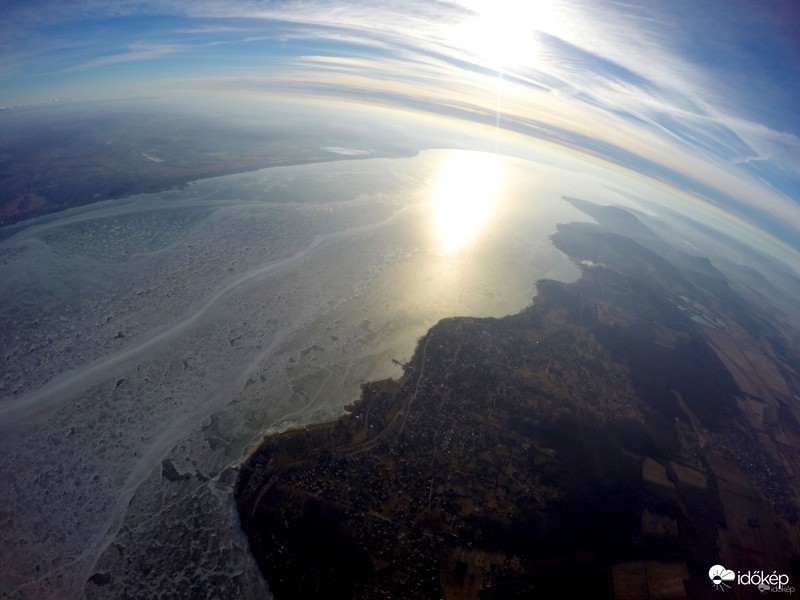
172;25;245;34
61;42;186;72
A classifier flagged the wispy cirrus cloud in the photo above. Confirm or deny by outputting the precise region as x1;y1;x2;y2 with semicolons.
61;42;187;72
172;25;245;34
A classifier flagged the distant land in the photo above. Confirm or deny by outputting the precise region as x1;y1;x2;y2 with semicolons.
236;200;800;599
0;103;415;228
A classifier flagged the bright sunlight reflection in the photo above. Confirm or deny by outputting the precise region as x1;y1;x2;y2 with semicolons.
432;151;504;252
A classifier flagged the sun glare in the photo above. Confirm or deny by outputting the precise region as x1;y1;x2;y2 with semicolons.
448;0;555;70
431;151;504;252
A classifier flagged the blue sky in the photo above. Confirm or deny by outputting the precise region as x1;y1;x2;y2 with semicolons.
1;0;799;252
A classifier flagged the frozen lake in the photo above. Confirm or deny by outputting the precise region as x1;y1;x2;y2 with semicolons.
1;149;603;598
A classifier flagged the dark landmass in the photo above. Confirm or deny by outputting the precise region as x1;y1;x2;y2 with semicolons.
0;102;415;228
236;201;800;599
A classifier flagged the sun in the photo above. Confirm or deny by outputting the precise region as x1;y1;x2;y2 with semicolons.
447;0;556;71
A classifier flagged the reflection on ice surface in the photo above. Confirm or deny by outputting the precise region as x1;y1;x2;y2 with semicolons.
0;149;596;598
431;151;503;252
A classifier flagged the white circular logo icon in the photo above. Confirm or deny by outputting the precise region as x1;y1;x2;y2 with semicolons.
709;565;735;591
